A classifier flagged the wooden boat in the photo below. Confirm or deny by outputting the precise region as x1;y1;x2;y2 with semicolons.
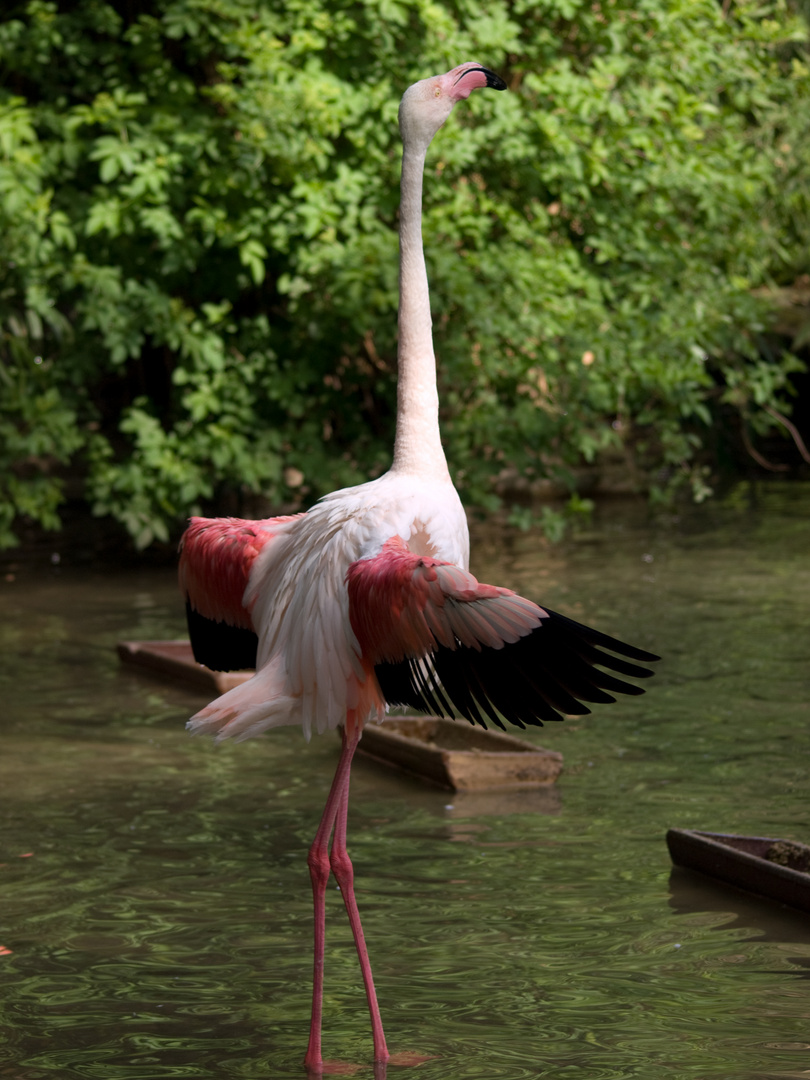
666;828;810;914
356;716;563;792
116;640;253;694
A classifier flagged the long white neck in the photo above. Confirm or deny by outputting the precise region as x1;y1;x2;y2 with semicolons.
391;143;450;479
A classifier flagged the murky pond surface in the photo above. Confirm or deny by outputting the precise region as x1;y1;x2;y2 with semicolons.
1;484;809;1080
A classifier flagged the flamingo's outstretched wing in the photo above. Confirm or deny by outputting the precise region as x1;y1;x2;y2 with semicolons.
179;515;301;671
347;537;659;730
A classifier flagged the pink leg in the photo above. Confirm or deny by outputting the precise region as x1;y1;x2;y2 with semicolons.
303;728;356;1069
331;748;389;1064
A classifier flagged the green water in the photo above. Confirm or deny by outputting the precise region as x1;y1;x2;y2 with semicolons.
1;484;809;1080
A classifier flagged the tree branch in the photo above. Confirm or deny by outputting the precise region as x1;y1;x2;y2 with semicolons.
763;404;810;465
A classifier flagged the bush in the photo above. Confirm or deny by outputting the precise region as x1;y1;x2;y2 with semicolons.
0;0;808;547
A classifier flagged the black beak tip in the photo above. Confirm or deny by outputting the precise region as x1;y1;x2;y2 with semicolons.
482;68;508;91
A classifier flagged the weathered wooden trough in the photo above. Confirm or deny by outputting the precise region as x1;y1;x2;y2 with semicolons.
117;640;253;695
117;640;563;791
356;716;562;791
666;828;810;914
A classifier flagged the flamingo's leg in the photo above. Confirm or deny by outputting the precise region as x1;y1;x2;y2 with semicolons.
330;730;389;1064
303;725;357;1069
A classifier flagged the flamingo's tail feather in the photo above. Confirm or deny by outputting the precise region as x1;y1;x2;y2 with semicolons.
187;657;301;741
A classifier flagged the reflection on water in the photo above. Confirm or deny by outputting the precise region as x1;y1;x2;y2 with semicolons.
1;483;809;1080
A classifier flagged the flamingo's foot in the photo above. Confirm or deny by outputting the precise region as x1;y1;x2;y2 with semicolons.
387;1051;440;1066
304;1050;433;1076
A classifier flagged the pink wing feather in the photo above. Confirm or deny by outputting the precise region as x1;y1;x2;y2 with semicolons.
346;536;543;663
179;514;302;630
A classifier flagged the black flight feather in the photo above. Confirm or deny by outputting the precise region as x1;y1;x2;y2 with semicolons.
185;600;259;672
375;607;659;729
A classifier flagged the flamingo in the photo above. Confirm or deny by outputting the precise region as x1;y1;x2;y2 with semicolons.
179;63;659;1071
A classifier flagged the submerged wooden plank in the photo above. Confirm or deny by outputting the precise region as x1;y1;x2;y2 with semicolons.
117;640;253;694
666;828;810;914
358;716;563;791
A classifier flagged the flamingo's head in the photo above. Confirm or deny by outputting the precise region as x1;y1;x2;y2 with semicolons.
399;63;506;151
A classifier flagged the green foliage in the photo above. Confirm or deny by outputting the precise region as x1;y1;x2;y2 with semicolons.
0;0;808;547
